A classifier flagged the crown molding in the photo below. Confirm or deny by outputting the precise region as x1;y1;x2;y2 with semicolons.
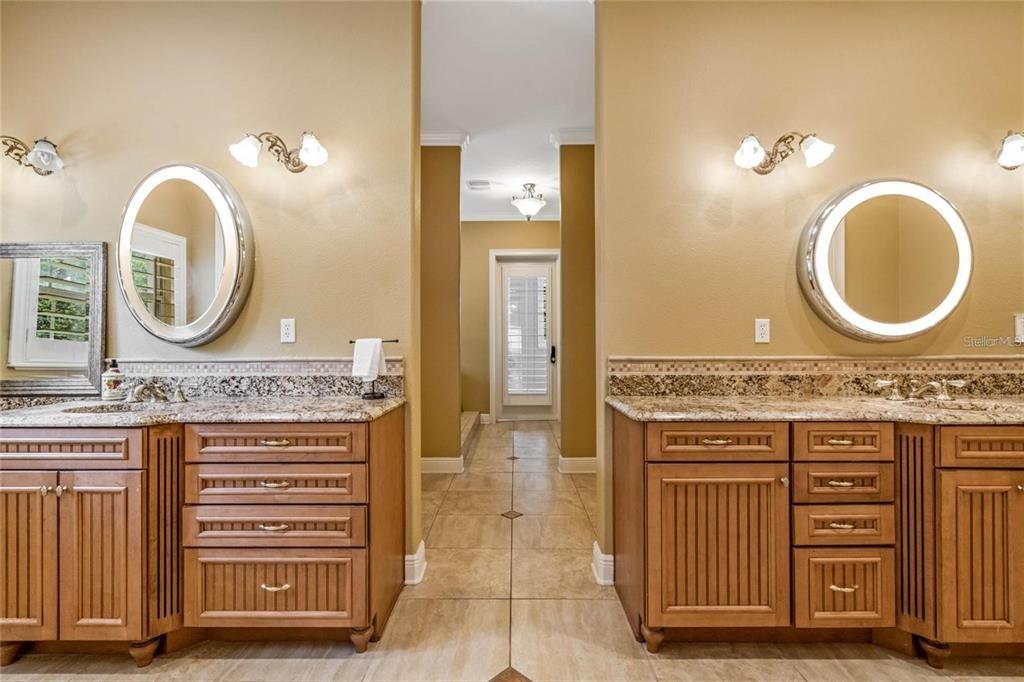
421;132;470;149
550;128;594;148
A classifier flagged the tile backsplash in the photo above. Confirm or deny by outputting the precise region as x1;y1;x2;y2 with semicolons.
607;356;1024;398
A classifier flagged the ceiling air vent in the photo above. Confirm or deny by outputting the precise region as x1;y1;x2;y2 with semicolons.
466;179;493;191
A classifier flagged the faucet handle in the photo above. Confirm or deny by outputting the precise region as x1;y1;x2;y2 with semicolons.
171;381;189;403
938;378;968;401
874;378;905;401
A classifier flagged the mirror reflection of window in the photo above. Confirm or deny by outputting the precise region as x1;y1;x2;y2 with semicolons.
829;196;958;323
7;256;91;369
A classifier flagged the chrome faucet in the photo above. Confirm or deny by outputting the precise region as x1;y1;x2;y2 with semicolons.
125;380;188;404
908;379;968;401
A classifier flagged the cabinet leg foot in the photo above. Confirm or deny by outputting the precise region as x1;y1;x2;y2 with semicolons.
1;642;24;667
640;624;664;654
919;639;951;669
350;626;374;653
129;637;160;668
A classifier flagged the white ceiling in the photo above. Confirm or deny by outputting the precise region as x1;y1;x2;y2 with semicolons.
422;0;594;222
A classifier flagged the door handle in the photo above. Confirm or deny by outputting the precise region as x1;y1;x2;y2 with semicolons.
550;345;557;364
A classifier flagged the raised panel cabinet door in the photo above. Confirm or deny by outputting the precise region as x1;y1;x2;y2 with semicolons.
0;471;58;641
938;470;1024;643
646;462;791;628
58;471;143;641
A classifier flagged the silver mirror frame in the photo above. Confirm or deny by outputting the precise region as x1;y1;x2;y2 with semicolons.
798;179;973;342
116;164;254;347
0;241;107;396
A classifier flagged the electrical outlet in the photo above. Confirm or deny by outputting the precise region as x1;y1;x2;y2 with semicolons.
754;318;771;344
1015;313;1024;344
280;318;296;343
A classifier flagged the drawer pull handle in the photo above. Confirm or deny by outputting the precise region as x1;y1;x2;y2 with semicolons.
829;584;859;593
701;438;733;447
259;480;292;489
259;439;292;448
828;521;856;530
260;583;291;593
258;523;290;532
826;438;855;446
827;480;855;488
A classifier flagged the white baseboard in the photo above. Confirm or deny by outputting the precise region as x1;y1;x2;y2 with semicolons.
479;413;492;424
405;540;427;585
421;456;464;474
591;541;614;586
558;455;596;474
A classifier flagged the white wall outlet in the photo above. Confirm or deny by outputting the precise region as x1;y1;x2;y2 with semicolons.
1015;313;1024;344
754;318;771;344
280;318;296;343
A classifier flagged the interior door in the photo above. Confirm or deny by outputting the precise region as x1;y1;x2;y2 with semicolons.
0;471;58;641
58;470;144;641
497;259;557;418
646;462;791;628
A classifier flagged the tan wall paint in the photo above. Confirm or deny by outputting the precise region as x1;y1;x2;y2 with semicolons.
559;145;597;458
420;146;462;458
595;1;1024;552
460;220;560;416
1;0;423;553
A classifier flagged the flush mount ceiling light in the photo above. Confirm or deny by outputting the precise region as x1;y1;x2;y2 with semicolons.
511;183;546;221
1;135;64;175
229;131;328;173
997;130;1024;170
734;131;834;175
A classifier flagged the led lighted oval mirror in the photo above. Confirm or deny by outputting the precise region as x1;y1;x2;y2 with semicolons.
798;180;972;342
117;165;254;346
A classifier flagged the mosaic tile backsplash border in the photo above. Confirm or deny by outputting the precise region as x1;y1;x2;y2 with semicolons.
0;358;405;410
607;356;1024;398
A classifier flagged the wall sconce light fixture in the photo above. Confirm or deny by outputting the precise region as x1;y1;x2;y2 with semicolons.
997;131;1024;170
1;135;64;175
511;183;546;221
734;132;834;175
229;131;328;173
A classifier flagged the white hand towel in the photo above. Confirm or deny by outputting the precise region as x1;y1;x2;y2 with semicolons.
352;338;384;384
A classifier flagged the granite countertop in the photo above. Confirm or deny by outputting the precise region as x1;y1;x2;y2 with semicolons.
607;395;1024;425
0;395;407;428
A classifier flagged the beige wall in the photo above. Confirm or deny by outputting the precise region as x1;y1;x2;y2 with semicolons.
460;220;560;416
559;145;597;458
595;1;1024;552
420;146;461;458
1;0;423;552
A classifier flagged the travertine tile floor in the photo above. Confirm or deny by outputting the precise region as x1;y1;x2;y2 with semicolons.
4;421;1021;681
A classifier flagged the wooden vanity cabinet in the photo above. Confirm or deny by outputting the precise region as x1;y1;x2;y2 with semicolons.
0;425;184;667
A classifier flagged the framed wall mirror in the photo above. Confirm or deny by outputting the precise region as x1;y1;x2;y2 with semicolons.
117;164;254;346
0;241;107;396
798;179;973;342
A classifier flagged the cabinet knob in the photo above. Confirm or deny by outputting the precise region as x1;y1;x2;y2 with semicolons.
780;476;790;488
259;583;291;593
54;485;70;497
38;485;53;497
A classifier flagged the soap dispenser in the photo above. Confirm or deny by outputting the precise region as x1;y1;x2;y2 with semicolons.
101;359;126;401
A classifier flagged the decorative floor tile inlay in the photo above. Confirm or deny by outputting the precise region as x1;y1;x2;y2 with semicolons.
490;666;533;682
502;510;524;519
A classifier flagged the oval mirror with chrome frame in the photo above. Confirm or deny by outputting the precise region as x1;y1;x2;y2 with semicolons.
798;179;973;342
117;164;254;347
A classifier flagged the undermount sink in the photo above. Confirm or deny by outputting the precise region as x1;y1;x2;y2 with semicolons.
62;403;169;414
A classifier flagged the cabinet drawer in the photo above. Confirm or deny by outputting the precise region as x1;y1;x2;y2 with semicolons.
793;504;895;546
792;462;894;503
646;422;789;462
793;423;893;462
185;423;367;463
184;504;367;547
185;464;367;504
184;548;367;628
794;548;894;628
0;428;143;470
939;426;1024;468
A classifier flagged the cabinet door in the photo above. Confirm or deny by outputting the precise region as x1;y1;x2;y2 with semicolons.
58;471;143;641
938;470;1024;643
646;463;790;627
0;471;58;641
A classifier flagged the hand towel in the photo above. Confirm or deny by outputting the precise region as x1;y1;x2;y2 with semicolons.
352;338;384;384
